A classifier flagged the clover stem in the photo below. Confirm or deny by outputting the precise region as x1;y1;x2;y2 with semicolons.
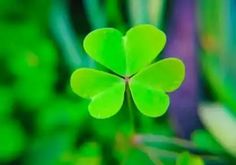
125;83;136;135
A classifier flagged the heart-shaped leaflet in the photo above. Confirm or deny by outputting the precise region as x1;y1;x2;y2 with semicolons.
71;24;185;119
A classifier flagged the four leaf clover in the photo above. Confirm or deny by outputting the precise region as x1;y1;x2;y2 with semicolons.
71;24;185;119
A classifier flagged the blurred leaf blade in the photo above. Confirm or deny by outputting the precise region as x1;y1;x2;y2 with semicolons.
83;0;107;29
50;0;91;70
199;103;236;157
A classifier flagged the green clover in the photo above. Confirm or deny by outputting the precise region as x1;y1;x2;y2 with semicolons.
71;24;185;119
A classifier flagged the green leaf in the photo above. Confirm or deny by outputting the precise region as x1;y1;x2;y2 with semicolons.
0;87;13;118
123;148;154;165
74;142;102;165
124;24;166;75
58;142;102;165
14;74;55;109
83;24;166;76
131;58;185;92
70;68;125;119
199;103;236;157
24;131;74;165
129;82;169;117
84;28;126;75
0;121;26;162
176;152;204;165
37;98;89;133
191;130;225;154
129;58;185;117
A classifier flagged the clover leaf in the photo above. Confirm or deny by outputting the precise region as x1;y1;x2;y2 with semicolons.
71;24;185;119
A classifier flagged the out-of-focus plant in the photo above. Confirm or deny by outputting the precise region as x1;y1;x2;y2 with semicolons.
176;152;204;165
197;0;236;163
0;121;26;162
198;0;236;113
199;104;236;157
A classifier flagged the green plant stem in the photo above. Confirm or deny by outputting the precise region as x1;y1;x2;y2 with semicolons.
126;84;136;135
134;134;197;150
137;145;226;164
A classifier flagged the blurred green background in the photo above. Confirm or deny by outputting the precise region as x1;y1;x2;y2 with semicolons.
0;0;236;164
